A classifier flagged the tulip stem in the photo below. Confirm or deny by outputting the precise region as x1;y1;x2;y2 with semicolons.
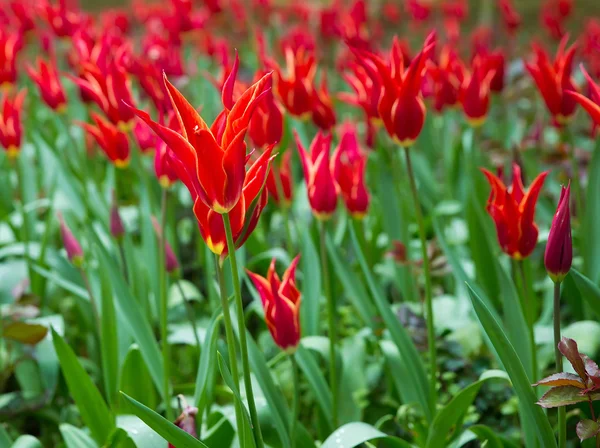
553;281;566;448
214;255;246;445
290;353;300;448
222;213;265;448
118;241;129;284
319;220;339;427
403;146;437;413
158;188;173;420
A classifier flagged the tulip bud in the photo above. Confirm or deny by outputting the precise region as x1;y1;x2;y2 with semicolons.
246;256;302;353
168;400;198;448
545;184;572;283
58;213;84;267
110;192;125;239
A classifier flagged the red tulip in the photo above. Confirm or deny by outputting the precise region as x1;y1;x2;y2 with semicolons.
482;49;506;93
131;59;274;256
460;56;495;126
71;59;136;130
545;184;572;283
332;123;369;218
58;213;84;267
353;32;436;147
340;57;382;124
0;89;26;160
9;1;35;35
498;0;521;35
133;120;158;153
246;256;302;353
79;113;130;168
428;45;463;113
565;65;600;126
295;131;337;220
266;151;293;207
481;163;548;259
311;73;336;131
0;29;23;89
267;45;316;118
40;0;84;38
525;36;578;126
26;58;67;112
155;143;179;189
407;0;432;22
248;87;283;149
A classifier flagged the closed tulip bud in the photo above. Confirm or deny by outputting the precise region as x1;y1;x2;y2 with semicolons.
58;213;84;267
545;184;572;283
246;256;302;353
110;192;125;239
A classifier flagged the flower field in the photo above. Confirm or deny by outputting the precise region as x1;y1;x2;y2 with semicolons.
2;0;600;447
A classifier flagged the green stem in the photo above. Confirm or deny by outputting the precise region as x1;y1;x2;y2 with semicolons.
319;219;339;427
215;255;246;446
403;146;437;412
118;241;129;284
518;260;539;382
79;268;102;335
553;281;566;448
222;213;265;448
290;353;300;448
14;158;33;297
175;278;201;354
158;188;173;420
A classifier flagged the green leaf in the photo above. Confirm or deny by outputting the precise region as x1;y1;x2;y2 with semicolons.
536;386;594;408
59;423;99;448
51;328;115;444
468;425;504;448
426;372;508;447
120;346;157;411
300;227;320;336
583;138;600;283
2;321;48;344
120;393;209;448
569;269;600;318
295;344;334;431
98;264;119;408
10;435;43;448
349;224;431;420
117;414;167;448
320;422;414;448
577;419;600;441
216;353;255;448
31;265;88;299
466;285;557;447
91;231;163;392
193;311;221;407
325;234;377;329
380;341;425;411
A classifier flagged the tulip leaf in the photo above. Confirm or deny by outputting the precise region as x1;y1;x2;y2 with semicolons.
59;423;99;448
120;393;209;448
10;435;43;448
569;269;600;318
299;227;320;337
349;224;431;420
321;422;414;448
51;328;115;444
584;138;600;283
466;285;557;447
467;425;504;448
193;310;221;408
2;321;48;344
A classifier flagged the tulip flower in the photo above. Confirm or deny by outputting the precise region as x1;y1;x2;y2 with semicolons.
352;32;436;147
340;58;382;125
155;143;179;189
0;29;23;90
266;151;293;207
295;131;338;220
332;123;370;218
481;163;548;259
482;49;506;93
525;36;578;126
460;56;495;127
130;61;274;255
427;45;463;113
133;120;158;153
26;58;67;112
267;44;316;118
0;89;26;160
58;214;84;267
545;184;572;283
311;74;336;131
565;65;600;125
9;1;35;35
246;256;302;352
498;0;521;35
168;405;198;448
79;113;130;167
71;60;136;130
248;88;283;149
41;0;84;38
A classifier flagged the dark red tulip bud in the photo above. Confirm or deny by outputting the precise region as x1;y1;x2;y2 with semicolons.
168;402;198;448
58;213;84;267
110;192;125;239
545;184;572;283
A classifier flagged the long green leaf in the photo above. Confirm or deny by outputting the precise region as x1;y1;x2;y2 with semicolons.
300;227;320;336
321;422;414;448
468;425;504;448
466;285;557;447
569;269;600;317
349;224;431;420
98;264;119;409
52;328;115;444
120;393;209;448
193;311;221;406
584;138;600;283
59;423;99;448
91;231;163;392
10;435;43;448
